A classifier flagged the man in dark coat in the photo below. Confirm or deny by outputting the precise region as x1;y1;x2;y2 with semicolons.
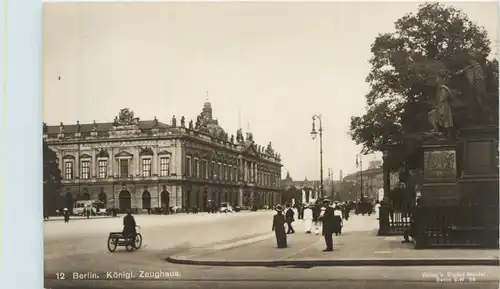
312;203;322;235
285;204;295;234
122;209;137;241
321;199;336;251
272;205;287;248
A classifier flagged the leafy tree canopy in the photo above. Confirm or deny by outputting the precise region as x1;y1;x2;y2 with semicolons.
44;140;61;188
349;2;498;171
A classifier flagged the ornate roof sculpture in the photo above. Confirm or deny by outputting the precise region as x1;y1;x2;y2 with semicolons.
195;100;227;140
113;108;140;126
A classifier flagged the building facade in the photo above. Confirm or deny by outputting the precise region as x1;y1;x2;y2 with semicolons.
45;101;282;213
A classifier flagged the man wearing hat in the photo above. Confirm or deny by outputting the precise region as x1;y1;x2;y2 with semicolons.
321;198;336;251
285;204;296;234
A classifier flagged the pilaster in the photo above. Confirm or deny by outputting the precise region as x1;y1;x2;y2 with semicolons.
91;148;96;177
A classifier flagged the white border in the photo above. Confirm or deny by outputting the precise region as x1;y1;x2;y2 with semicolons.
1;0;43;287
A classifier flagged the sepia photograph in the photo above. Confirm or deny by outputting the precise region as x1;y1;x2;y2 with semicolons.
42;2;499;289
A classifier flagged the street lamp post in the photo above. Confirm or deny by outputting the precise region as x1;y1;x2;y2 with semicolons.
310;115;324;198
356;153;364;201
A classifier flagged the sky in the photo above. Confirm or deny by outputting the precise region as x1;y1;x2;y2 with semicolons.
43;1;498;181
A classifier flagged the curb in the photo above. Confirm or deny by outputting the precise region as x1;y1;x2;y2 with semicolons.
166;256;499;267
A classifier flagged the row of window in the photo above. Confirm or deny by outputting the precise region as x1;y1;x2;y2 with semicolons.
63;157;171;180
184;156;280;186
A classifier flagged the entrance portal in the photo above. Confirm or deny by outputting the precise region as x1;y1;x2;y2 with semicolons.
119;190;131;213
98;192;107;208
161;190;170;213
142;191;151;210
65;192;73;214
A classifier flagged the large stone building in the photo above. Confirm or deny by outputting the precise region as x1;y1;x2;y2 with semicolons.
44;101;283;213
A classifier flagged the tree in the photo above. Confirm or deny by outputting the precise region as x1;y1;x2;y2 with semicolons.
349;3;498;171
43;139;62;216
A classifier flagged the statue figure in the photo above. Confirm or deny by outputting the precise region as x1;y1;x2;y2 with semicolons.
236;128;244;143
195;115;201;129
455;52;493;123
76;121;81;133
59;122;64;133
92;120;97;132
246;132;253;142
266;142;273;154
152;117;159;128
180;116;185;127
230;134;234;143
171;115;177;127
189;120;194;130
427;75;457;138
113;116;119;126
43;122;48;134
224;132;229;141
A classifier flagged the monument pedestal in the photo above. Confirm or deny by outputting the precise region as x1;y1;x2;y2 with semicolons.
415;126;499;249
457;126;499;248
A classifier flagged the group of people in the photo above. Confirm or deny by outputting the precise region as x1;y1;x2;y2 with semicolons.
272;199;348;251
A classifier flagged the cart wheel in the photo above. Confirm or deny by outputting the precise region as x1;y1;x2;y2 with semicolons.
107;237;117;252
125;240;135;252
134;233;143;249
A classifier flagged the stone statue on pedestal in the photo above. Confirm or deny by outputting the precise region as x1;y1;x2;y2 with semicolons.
455;52;493;123
266;142;274;154
92;120;97;132
172;115;177;127
246;132;253;142
189;120;193;130
152;117;159;128
59;122;64;133
236;129;244;143
427;75;457;138
76;121;81;133
230;134;234;143
180;116;185;127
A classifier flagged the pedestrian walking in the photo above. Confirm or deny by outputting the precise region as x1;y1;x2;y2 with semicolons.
343;203;350;220
63;208;70;223
285;204;295;234
312;203;322;235
272;205;287;248
333;206;343;236
303;204;313;233
321;199;336;251
298;204;304;220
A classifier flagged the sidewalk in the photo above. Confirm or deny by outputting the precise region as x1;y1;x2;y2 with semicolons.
167;215;499;267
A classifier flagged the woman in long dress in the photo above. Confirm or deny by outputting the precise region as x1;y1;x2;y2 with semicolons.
303;205;313;233
272;205;287;248
333;206;343;236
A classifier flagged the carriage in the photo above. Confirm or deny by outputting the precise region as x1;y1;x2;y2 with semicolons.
107;226;143;252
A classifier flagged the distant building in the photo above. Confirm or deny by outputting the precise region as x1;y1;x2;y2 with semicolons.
44;101;282;213
343;167;398;201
